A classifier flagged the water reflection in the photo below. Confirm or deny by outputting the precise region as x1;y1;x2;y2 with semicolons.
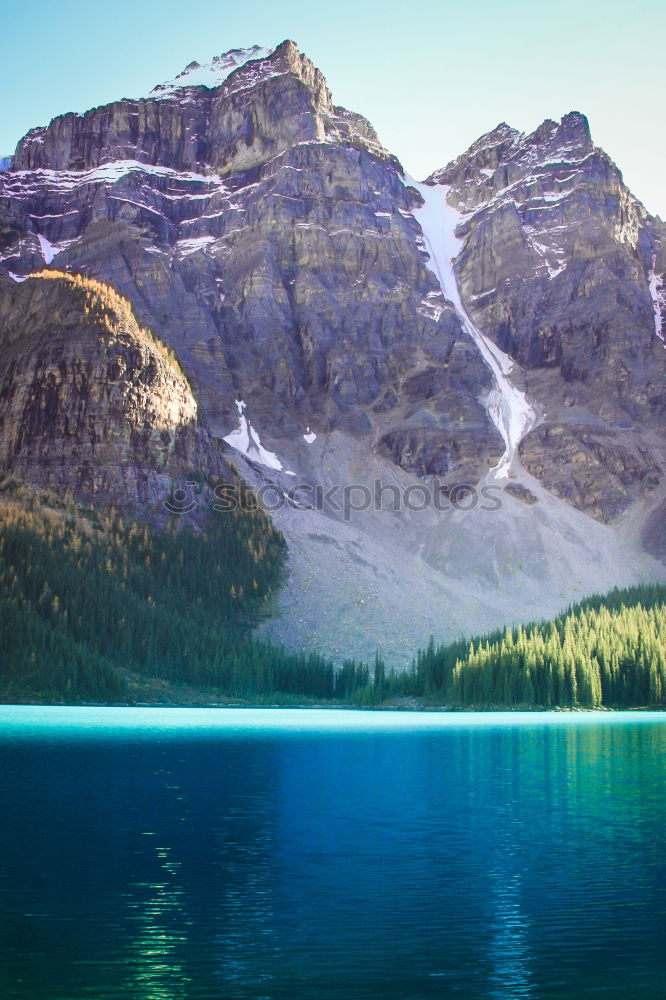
212;803;279;992
0;711;664;999
122;843;191;999
486;789;534;999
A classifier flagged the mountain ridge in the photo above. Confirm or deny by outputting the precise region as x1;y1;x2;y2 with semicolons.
0;40;664;664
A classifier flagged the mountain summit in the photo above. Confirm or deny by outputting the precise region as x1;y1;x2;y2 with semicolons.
148;45;277;98
0;42;664;663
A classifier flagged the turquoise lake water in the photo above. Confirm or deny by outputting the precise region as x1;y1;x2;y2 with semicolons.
0;707;664;999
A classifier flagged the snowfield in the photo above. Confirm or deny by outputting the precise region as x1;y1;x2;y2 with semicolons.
408;178;536;478
223;399;285;472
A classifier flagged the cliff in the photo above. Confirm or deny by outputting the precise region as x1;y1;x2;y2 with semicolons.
0;271;220;506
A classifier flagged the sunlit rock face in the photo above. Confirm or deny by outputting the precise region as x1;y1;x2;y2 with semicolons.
0;272;221;504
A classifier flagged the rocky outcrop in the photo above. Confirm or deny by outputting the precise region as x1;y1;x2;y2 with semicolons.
643;498;666;563
433;115;665;412
0;42;500;485
12;41;395;177
0;271;221;505
427;112;666;518
503;482;538;506
518;422;660;522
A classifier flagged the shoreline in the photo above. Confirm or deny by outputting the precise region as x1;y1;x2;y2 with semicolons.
1;699;663;713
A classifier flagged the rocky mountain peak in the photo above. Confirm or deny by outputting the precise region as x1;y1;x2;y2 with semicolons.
148;44;277;98
421;108;664;526
427;122;520;189
558;110;592;144
8;38;389;177
432;110;596;204
472;121;521;150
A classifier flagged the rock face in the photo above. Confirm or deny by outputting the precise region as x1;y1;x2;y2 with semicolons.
429;113;666;519
0;41;664;660
13;42;391;177
0;41;500;486
517;423;660;522
0;271;220;505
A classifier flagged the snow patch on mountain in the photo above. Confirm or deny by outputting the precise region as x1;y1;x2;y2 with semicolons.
0;231;78;271
409;178;536;479
174;235;217;258
0;161;231;196
223;399;284;471
148;46;276;99
37;235;55;264
524;229;568;278
648;259;665;346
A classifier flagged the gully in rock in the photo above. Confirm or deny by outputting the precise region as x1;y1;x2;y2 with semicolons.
409;177;537;479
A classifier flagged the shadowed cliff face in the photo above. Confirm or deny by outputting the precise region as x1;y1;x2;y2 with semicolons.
0;272;222;505
429;113;666;520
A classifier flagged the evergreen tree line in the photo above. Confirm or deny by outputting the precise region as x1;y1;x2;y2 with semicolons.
1;483;664;708
409;583;666;708
0;485;366;702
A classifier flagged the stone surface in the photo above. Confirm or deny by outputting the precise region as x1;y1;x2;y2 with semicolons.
0;42;501;486
503;482;538;506
518;422;660;522
429;112;666;520
0;272;222;506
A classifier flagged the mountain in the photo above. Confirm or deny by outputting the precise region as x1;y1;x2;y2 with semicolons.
430;114;666;521
0;41;664;666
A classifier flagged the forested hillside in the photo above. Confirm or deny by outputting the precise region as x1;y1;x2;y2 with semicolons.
0;483;357;702
1;481;664;707
410;585;666;708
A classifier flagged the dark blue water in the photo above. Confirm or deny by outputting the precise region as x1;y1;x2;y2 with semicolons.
0;708;664;1000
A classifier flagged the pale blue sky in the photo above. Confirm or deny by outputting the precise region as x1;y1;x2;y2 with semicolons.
2;0;664;216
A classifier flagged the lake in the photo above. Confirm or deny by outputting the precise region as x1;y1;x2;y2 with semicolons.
0;707;664;999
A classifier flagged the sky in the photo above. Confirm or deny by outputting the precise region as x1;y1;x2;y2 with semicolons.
1;0;664;216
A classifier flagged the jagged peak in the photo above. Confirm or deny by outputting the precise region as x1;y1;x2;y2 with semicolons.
274;39;300;55
469;122;521;151
426;123;520;183
560;110;591;135
144;40;324;104
530;119;558;142
148;44;277;98
429;110;596;185
522;111;592;154
490;122;518;137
